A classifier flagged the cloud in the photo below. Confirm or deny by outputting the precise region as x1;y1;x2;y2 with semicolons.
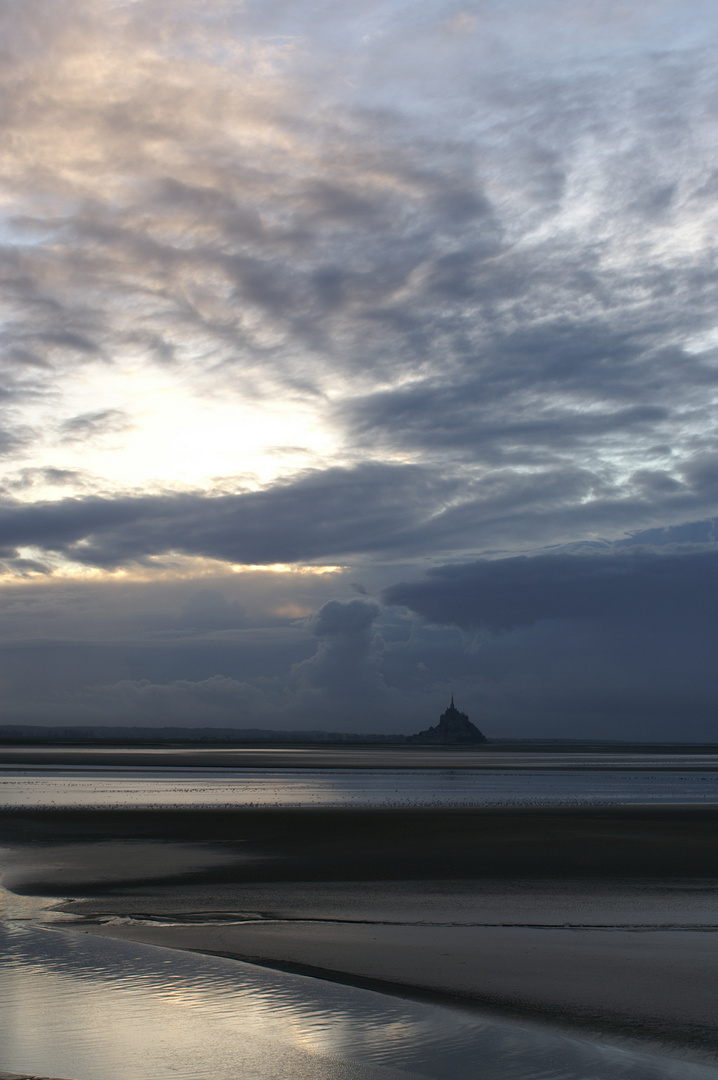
0;463;453;568
178;589;245;630
2;467;89;492
0;542;716;738
59;409;132;443
1;455;718;576
60;675;267;726
295;597;383;695
2;0;718;738
0;0;715;556
381;541;718;739
383;546;718;632
0;427;34;458
308;597;380;637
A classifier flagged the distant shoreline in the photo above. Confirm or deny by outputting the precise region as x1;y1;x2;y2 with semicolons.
3;724;718;754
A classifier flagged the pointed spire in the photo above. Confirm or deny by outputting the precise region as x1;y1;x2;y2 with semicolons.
450;692;454;709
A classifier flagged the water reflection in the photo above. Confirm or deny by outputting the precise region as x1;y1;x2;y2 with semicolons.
2;766;718;808
2;910;718;1080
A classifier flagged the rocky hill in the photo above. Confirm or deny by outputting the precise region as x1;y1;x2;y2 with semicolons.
407;697;487;745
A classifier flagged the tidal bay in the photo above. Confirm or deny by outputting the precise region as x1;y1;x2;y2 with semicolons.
3;748;718;1078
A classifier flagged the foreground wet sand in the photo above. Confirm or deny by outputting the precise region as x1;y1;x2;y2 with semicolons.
4;805;718;1060
66;878;718;1055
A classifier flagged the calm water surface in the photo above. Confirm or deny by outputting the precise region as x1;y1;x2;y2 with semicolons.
2;891;717;1080
3;765;718;807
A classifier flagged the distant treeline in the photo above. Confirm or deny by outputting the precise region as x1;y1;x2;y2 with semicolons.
0;724;408;745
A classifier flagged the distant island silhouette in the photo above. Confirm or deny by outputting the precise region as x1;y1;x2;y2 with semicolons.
407;695;487;745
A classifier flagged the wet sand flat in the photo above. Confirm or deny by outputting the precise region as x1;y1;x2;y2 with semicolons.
4;804;718;1058
4;744;718;770
88;916;718;1051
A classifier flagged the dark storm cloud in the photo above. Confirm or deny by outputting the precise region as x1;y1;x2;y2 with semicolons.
383;546;718;633
0;463;455;567
381;540;718;739
296;597;383;695
1;452;718;571
617;518;718;547
308;598;380;637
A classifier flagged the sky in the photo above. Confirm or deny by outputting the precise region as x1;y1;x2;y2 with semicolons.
1;0;718;739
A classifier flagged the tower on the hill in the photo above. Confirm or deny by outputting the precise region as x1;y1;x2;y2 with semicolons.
407;697;487;745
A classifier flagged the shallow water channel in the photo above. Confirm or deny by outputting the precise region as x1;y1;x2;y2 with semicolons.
3;764;718;808
1;888;717;1080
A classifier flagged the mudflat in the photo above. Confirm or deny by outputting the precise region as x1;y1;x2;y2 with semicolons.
3;805;718;1059
5;804;718;879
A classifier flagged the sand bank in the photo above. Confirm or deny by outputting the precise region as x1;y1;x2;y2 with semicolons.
89;919;718;1052
68;877;718;1057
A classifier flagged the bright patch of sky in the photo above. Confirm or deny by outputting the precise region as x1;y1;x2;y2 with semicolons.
8;359;341;499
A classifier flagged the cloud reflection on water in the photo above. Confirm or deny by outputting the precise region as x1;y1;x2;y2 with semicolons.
2;915;717;1080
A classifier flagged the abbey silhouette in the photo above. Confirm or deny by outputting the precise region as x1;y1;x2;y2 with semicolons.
408;695;487;745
